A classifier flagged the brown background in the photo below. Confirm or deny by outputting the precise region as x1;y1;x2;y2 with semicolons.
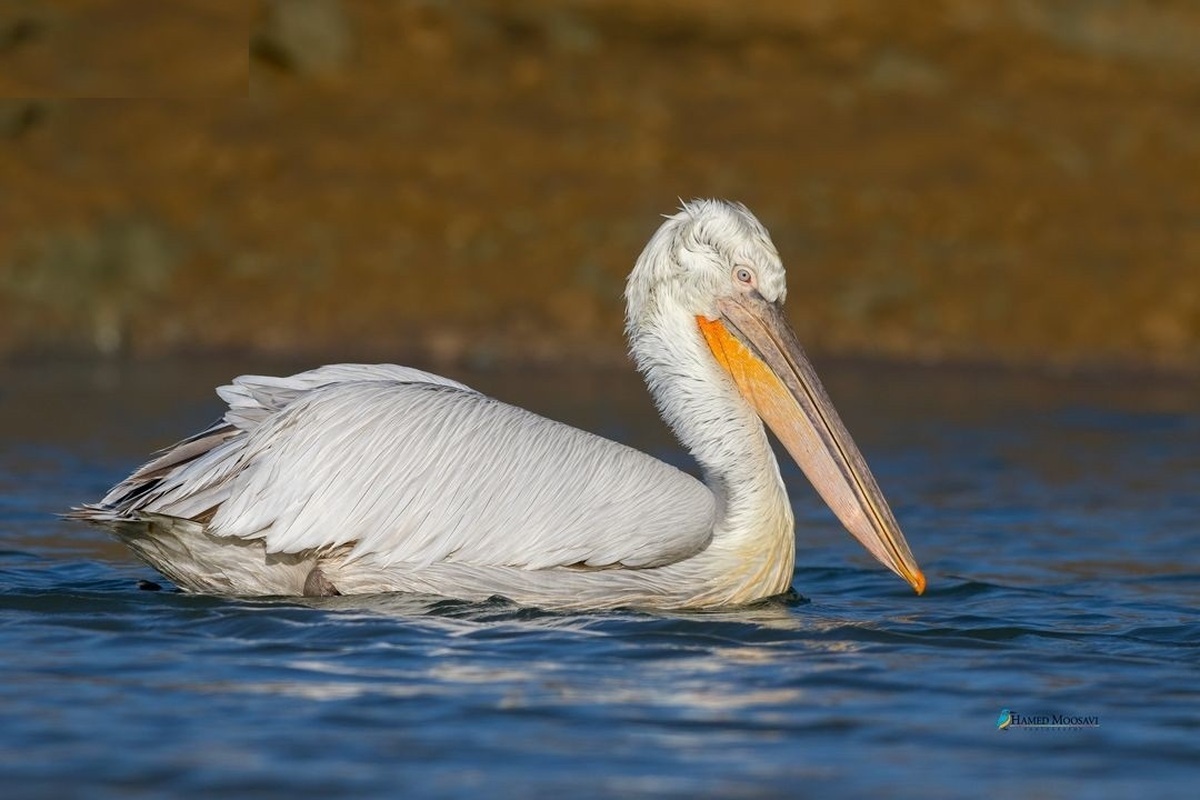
2;0;1198;372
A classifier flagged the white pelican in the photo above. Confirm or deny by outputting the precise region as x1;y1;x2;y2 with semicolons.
72;200;925;609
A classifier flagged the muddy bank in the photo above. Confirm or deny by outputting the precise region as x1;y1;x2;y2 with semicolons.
1;1;1198;372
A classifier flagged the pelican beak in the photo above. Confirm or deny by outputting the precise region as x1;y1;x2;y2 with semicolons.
697;294;926;594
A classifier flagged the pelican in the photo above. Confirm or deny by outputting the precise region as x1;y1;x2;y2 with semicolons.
71;200;925;609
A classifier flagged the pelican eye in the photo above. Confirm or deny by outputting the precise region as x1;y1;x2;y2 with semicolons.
734;267;754;285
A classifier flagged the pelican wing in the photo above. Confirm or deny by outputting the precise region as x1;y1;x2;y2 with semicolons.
93;365;716;572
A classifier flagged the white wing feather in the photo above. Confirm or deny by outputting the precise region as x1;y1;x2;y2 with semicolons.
96;364;715;573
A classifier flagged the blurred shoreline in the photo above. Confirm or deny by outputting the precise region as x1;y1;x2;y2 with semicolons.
2;1;1197;375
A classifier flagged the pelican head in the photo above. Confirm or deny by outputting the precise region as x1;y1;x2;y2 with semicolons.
626;199;925;594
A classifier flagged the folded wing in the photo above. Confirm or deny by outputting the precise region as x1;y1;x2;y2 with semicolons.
81;364;716;572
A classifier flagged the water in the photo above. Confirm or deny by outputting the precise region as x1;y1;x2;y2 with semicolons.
2;358;1197;798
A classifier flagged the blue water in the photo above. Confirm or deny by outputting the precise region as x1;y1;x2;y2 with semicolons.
2;359;1197;798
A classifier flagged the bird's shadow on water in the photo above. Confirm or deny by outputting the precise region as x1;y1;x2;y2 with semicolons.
279;583;818;636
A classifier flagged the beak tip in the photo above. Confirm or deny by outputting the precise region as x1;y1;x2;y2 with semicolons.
910;569;927;596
